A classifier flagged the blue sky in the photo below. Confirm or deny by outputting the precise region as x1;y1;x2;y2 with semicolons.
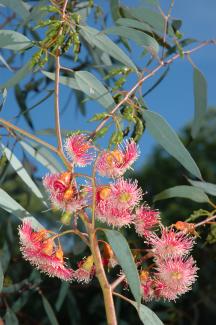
1;0;216;175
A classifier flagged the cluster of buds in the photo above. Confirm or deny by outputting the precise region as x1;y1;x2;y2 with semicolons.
18;133;198;301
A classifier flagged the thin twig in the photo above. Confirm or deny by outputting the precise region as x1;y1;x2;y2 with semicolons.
161;0;175;59
195;215;216;228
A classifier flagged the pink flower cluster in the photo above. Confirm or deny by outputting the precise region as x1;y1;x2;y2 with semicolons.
140;228;198;301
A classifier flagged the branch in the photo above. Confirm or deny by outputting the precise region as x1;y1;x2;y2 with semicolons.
90;40;216;139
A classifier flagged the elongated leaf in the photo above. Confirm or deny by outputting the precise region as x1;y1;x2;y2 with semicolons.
0;54;13;71
0;188;31;219
110;0;121;22
15;84;34;129
0;262;3;293
104;229;141;306
55;282;69;311
0;241;10;273
75;71;115;109
143;110;202;179
0;88;7;111
0;0;29;19
121;6;174;36
80;26;137;72
116;18;152;32
20;140;63;173
188;179;216;197
106;26;159;54
0;60;31;90
131;301;163;325
42;295;59;325
4;307;19;325
1;144;45;202
42;70;80;90
192;67;207;138
0;30;31;51
154;185;209;203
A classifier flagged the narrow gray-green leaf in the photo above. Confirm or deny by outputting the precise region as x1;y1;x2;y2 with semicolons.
1;144;45;202
80;26;137;72
0;188;31;219
188;179;216;197
75;71;115;109
42;295;59;325
116;18;152;33
42;70;80;90
0;54;13;71
0;30;31;51
0;0;29;19
143;110;202;179
104;229;141;305
192;67;207;138
154;185;209;203
0;241;10;273
0;60;31;89
55;282;69;311
106;26;159;55
131;301;163;325
20;140;63;173
0;88;7;111
0;262;3;292
4;307;19;325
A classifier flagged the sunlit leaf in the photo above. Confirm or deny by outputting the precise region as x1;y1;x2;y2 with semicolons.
192;67;207;138
143;110;202;179
130;301;163;325
154;185;209;203
42;294;59;325
0;60;32;90
188;179;216;197
42;70;80;90
20;140;63;173
104;229;141;306
0;30;31;51
0;88;7;111
0;0;29;19
106;26;159;55
75;71;115;109
80;26;137;72
0;188;31;219
116;18;152;32
0;54;13;71
1;144;45;203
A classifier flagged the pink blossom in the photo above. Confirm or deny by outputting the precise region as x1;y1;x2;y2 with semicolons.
73;256;95;284
43;172;87;213
134;205;160;238
110;178;143;210
96;199;134;228
18;221;74;281
155;256;198;300
96;139;139;178
64;133;95;167
149;228;194;258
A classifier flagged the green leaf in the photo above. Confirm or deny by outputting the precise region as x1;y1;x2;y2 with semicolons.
0;30;31;51
19;140;63;173
0;0;29;19
0;262;3;293
188;179;216;197
142;110;202;179
42;294;59;325
55;282;69;311
104;229;141;306
121;6;174;36
116;18;152;32
109;0;121;22
1;144;45;203
4;307;19;325
0;54;13;71
0;60;32;90
80;26;137;72
106;26;159;55
42;70;80;90
0;241;10;273
131;301;163;325
0;188;31;219
75;71;115;110
15;84;34;129
192;67;207;138
0;88;7;111
154;185;209;203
